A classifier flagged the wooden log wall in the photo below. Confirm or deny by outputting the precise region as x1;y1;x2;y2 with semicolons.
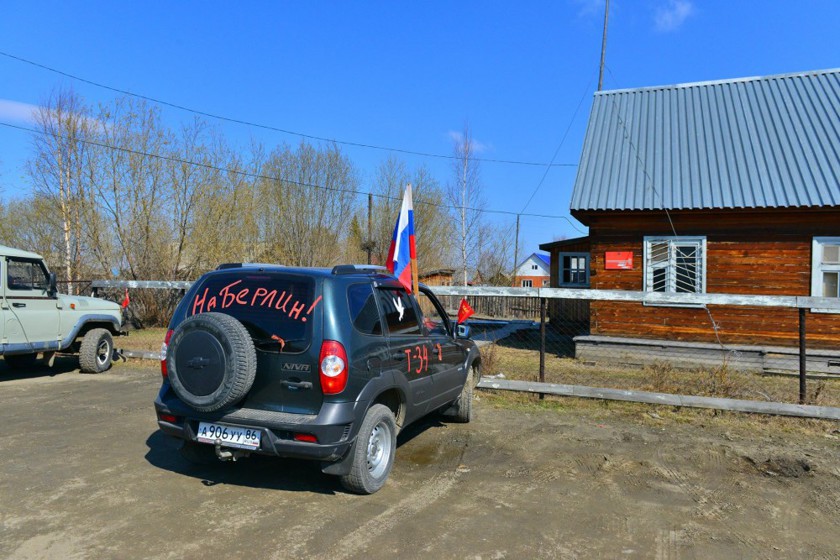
576;208;840;349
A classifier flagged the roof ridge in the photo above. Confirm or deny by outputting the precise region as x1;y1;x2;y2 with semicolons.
595;68;840;96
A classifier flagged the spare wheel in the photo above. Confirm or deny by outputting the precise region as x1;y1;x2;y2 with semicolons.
166;312;257;412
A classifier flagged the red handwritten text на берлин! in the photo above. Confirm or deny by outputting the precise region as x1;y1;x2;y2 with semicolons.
191;279;322;323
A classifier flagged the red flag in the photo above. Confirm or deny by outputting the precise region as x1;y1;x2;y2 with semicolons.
457;297;475;324
121;288;130;309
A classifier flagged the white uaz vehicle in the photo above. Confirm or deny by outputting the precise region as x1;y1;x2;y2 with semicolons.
0;245;124;373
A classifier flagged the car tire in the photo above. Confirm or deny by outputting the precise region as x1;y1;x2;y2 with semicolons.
340;404;397;495
179;441;219;466
447;364;476;423
4;353;39;370
167;312;257;413
79;329;114;373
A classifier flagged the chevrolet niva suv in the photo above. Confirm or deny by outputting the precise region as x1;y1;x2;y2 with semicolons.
154;264;480;494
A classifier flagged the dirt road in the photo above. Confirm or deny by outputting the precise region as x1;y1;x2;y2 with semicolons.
1;362;839;559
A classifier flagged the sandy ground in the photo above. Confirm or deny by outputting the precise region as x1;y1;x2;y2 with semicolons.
1;360;839;559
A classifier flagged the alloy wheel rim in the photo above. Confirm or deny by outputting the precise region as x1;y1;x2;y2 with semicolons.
96;340;110;365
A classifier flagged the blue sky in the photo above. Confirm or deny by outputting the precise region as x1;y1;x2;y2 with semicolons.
1;1;838;258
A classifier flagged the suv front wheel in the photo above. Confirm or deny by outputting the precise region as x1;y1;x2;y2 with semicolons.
340;404;397;494
79;329;114;373
444;364;476;423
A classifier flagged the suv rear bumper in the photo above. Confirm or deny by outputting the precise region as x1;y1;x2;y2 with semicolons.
154;390;366;463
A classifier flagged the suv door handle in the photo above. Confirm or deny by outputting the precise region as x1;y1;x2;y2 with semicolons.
280;380;313;391
12;302;25;308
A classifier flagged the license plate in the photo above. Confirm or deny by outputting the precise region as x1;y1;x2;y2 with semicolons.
196;422;261;450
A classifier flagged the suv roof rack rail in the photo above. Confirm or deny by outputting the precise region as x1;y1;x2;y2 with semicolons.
216;263;243;270
331;264;389;275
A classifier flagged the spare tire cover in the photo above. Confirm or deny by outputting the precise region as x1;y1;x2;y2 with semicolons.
167;312;257;412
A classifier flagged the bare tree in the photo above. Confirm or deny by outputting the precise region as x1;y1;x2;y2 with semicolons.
447;124;486;285
27;88;93;293
363;157;455;271
475;223;514;286
89;97;169;281
255;142;359;267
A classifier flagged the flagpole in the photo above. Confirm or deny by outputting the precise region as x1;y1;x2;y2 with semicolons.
408;183;419;294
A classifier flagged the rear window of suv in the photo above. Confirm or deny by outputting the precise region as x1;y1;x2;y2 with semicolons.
187;272;318;353
348;283;383;336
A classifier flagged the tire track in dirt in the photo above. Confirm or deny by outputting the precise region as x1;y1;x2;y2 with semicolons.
273;420;477;560
653;443;762;555
321;473;461;560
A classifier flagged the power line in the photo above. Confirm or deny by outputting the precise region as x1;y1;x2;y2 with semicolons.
519;73;595;215
0;50;579;169
0;120;582;225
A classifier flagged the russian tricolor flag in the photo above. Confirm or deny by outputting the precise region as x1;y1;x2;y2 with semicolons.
386;185;417;292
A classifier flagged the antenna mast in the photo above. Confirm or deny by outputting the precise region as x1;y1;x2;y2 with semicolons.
598;0;610;91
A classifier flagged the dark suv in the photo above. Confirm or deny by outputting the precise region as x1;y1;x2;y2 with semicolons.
154;264;479;494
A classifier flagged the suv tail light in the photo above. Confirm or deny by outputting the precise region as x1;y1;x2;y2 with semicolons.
319;340;348;395
160;329;174;378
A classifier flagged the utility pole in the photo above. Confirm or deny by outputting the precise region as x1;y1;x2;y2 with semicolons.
366;192;373;264
598;0;610;91
513;214;520;283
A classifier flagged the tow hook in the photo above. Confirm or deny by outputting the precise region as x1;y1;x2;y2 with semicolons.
214;440;250;462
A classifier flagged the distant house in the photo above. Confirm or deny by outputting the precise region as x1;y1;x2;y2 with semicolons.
539;237;592;328
565;69;840;371
513;253;550;287
419;268;455;286
539;237;591;289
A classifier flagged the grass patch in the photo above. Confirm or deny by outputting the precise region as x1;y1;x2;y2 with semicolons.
478;386;840;439
481;341;840;408
120;327;168;352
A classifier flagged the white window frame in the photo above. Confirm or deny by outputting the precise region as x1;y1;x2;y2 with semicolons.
643;236;706;307
811;237;840;313
558;252;590;288
521;279;533;288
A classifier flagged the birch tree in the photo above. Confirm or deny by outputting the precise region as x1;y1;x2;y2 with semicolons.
447;124;486;285
27;88;93;293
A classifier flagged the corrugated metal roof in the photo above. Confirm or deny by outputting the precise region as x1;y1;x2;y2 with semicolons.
570;69;840;211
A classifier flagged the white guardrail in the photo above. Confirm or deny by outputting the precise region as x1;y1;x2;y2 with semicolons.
90;280;840;311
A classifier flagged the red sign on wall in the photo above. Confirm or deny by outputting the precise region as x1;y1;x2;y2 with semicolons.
605;251;633;270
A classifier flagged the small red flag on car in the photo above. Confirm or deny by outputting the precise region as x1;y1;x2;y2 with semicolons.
457;297;475;324
121;288;130;309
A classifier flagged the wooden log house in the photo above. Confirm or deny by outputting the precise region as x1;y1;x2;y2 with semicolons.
555;69;840;372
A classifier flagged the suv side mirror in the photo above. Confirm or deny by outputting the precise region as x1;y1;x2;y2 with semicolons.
48;272;57;297
456;324;470;339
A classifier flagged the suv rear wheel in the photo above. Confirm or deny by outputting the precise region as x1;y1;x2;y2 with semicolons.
340;404;397;494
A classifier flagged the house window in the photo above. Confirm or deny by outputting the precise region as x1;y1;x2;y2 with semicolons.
521;279;533;287
644;237;706;297
559;253;590;287
542;279;549;287
531;264;538;270
812;237;840;312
